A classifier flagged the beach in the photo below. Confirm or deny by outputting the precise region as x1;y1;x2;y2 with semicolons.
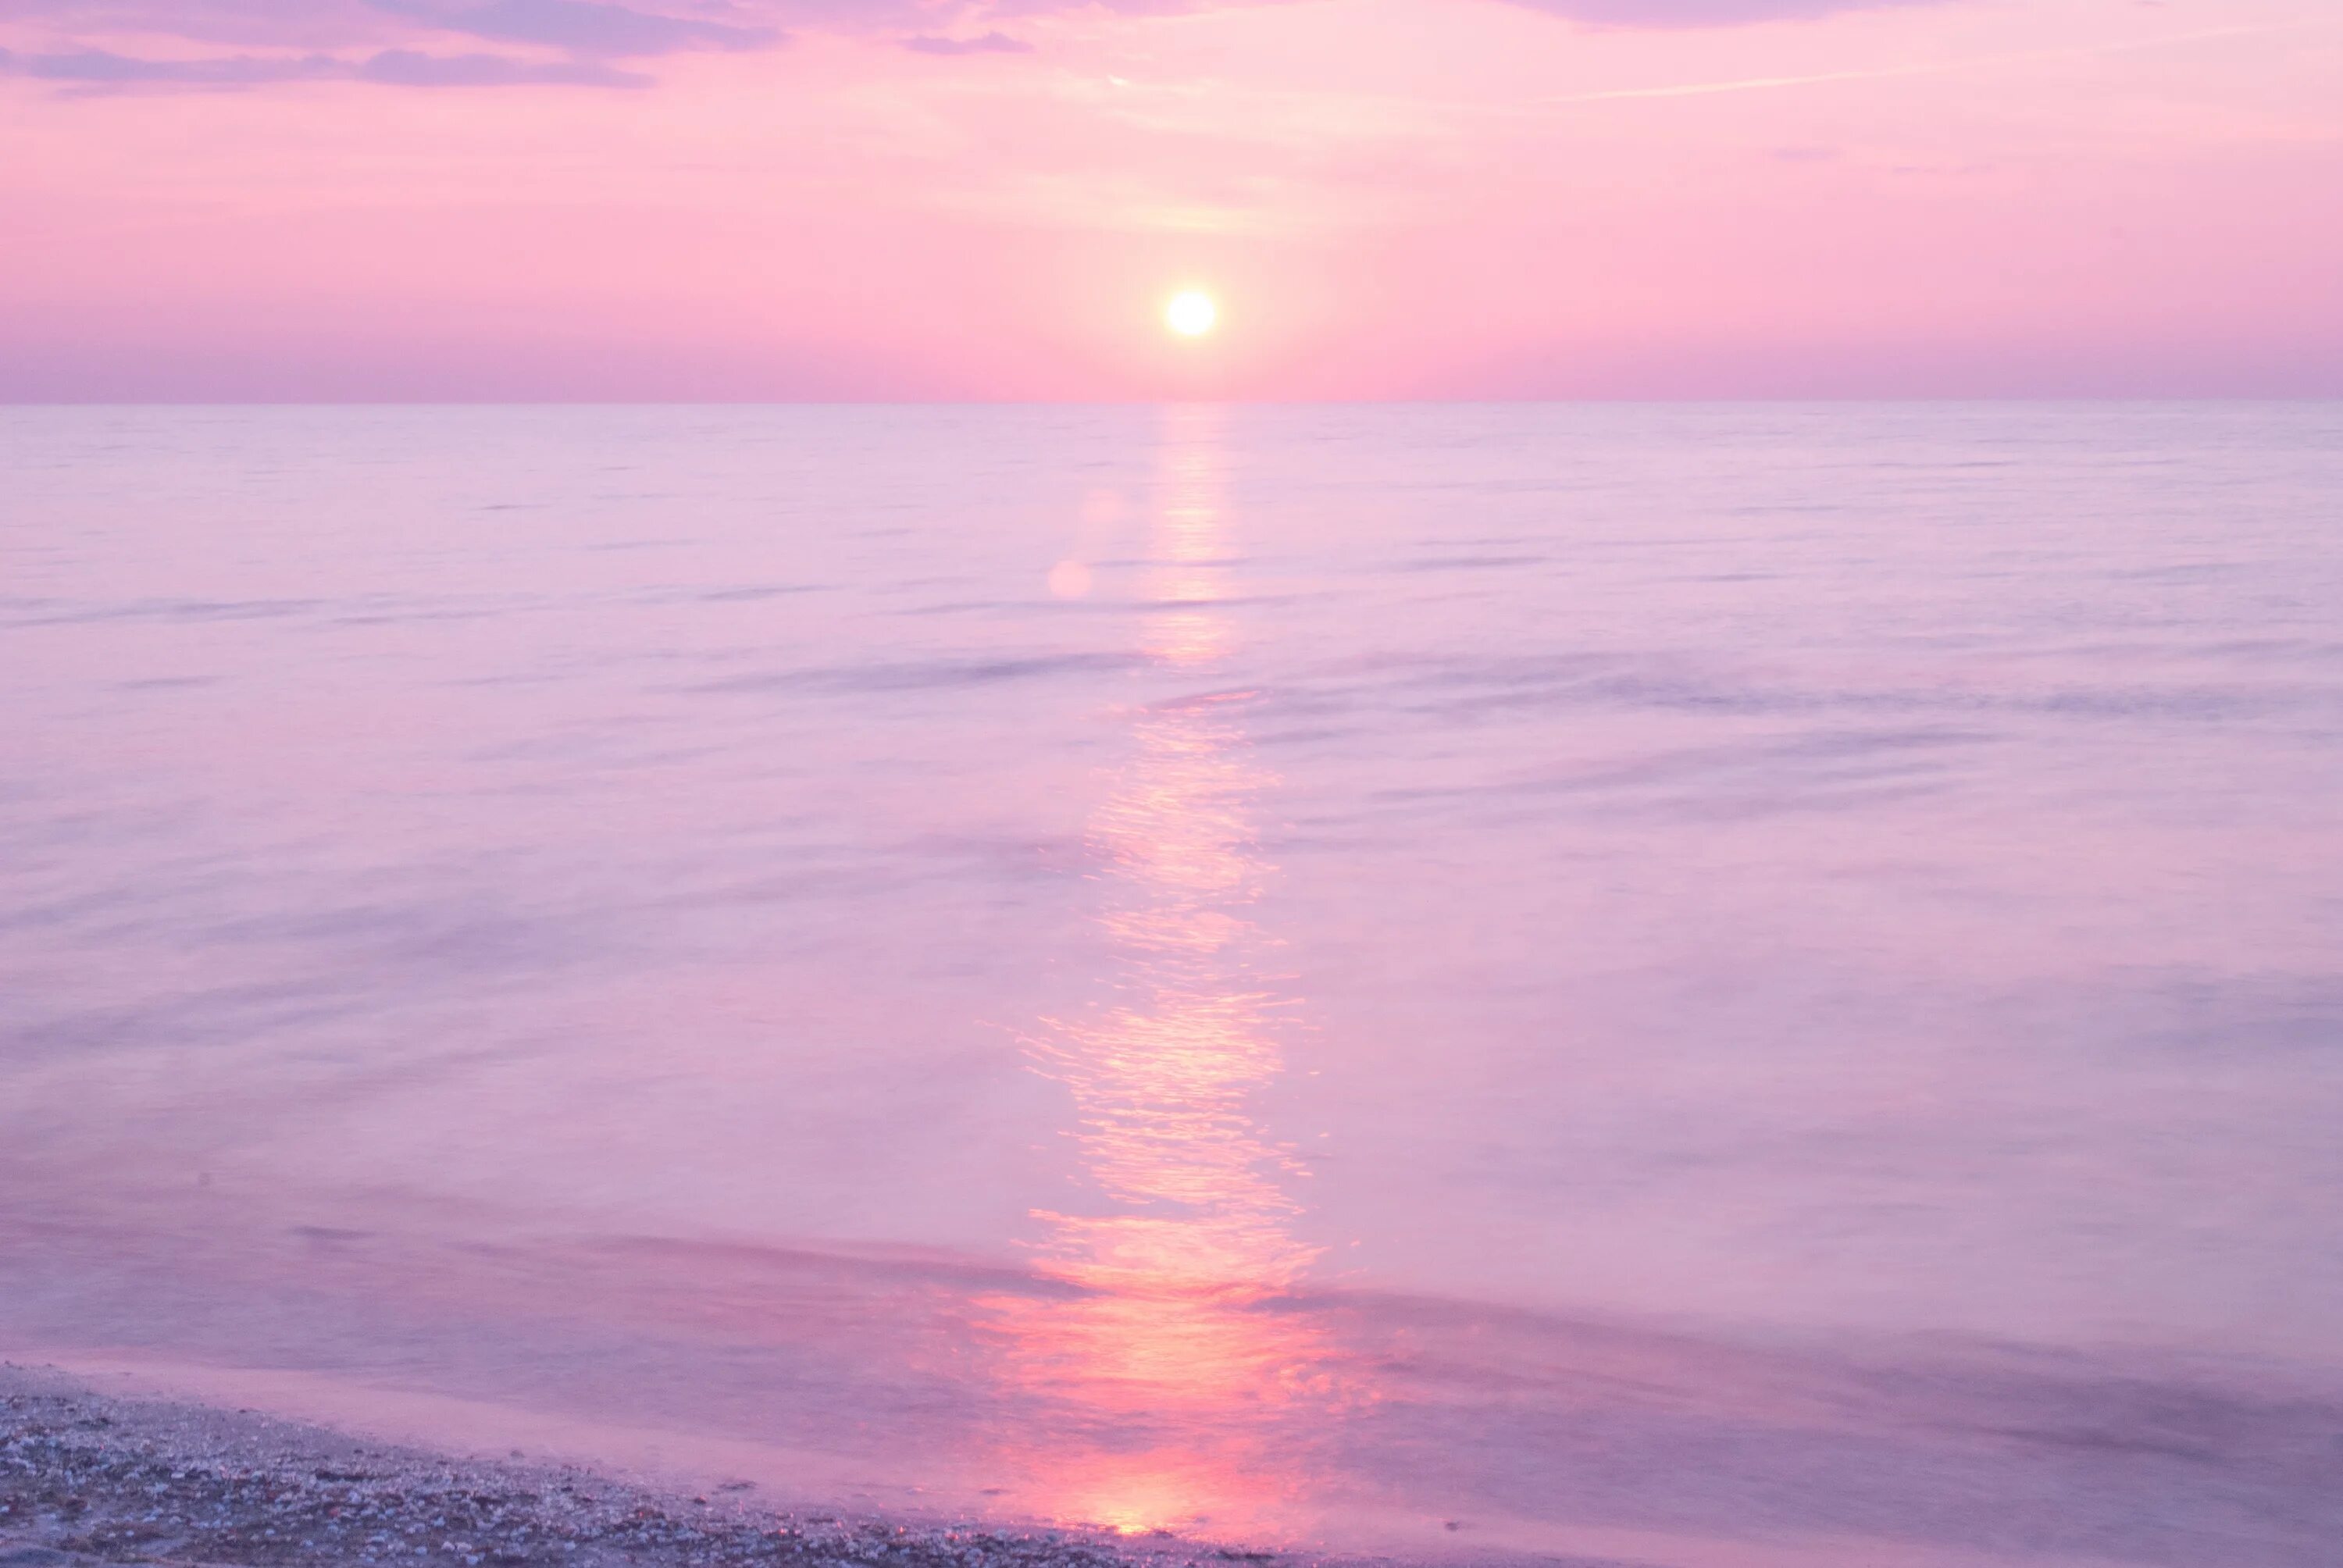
0;1367;1346;1568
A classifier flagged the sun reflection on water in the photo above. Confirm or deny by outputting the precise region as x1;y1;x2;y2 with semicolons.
988;408;1342;1538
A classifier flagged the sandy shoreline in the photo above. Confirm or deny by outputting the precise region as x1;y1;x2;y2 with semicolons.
0;1367;1371;1568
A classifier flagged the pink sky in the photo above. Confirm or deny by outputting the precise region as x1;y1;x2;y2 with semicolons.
3;0;2339;400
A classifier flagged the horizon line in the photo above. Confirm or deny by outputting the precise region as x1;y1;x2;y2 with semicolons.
5;395;2342;410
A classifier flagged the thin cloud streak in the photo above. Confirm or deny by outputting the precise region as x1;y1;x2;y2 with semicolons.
903;32;1033;57
363;0;782;58
0;42;649;86
1510;0;1948;24
1538;22;2325;105
0;0;2122;98
0;0;786;93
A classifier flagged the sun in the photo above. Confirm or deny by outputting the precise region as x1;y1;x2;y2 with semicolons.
1165;290;1218;338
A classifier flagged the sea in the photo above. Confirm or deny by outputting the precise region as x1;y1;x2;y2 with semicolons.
3;404;2339;1567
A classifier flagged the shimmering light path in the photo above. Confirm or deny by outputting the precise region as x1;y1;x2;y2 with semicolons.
989;411;1339;1538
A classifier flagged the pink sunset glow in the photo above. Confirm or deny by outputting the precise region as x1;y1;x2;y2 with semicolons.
4;0;2341;401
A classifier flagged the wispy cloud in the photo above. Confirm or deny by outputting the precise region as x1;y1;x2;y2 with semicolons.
0;0;781;91
359;47;647;84
0;0;1967;66
1535;22;2319;105
902;31;1032;57
366;0;781;58
1509;0;1946;26
0;41;648;87
0;45;317;86
0;0;2060;96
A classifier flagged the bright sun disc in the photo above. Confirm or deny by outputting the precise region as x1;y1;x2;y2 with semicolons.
1166;291;1217;337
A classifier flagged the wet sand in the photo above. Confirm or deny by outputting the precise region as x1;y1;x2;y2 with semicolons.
0;1367;1479;1568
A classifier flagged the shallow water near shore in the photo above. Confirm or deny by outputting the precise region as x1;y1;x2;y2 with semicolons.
4;404;2342;1566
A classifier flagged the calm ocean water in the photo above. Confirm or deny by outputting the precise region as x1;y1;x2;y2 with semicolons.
3;404;2341;1566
